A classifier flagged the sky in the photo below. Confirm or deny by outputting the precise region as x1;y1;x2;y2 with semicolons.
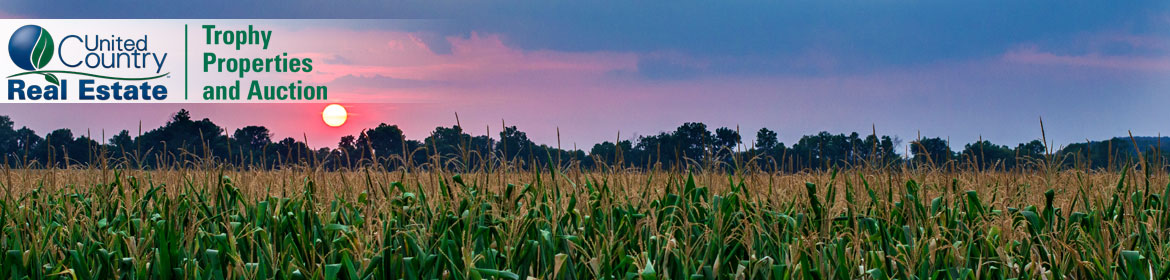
1;1;1169;152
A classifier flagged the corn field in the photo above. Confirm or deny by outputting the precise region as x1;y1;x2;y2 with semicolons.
1;163;1169;279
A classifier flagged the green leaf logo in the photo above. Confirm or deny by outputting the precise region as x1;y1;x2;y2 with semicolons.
8;25;58;85
31;28;54;70
44;73;59;85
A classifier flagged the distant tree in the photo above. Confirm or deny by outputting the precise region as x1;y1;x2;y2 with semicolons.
465;134;495;166
25;107;1144;173
498;126;534;162
858;134;897;166
136;109;230;166
233;126;272;151
335;135;358;167
1060;139;1127;170
338;135;356;151
562;149;589;167
425;126;467;157
272;137;312;165
911;137;954;167
425;125;490;169
674;122;712;162
714;127;740;151
14;127;41;158
1016;140;1045;161
71;135;99;166
0;116;15;164
109;130;134;155
755;128;778;151
316;147;335;166
634;133;673;167
231;126;272;166
791;132;856;168
468;135;493;157
356;123;407;162
37;129;79;167
960;140;1013;170
590;140;633;167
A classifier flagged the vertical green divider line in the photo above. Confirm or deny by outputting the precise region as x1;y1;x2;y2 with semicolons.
185;24;188;100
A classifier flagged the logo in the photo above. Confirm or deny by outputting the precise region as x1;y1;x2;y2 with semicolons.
7;25;58;84
6;24;173;101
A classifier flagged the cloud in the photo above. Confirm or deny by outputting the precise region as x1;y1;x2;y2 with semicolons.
1003;46;1170;71
322;55;353;65
409;32;454;55
328;74;448;88
632;53;707;80
296;30;636;86
8;1;1163;76
1001;30;1170;72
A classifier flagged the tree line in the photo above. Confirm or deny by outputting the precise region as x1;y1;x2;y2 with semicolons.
0;109;1165;171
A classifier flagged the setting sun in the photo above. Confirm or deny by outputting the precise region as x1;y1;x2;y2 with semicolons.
322;104;347;127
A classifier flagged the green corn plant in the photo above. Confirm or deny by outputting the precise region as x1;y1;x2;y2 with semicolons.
2;165;1170;279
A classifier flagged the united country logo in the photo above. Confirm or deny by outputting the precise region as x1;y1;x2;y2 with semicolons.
7;24;58;84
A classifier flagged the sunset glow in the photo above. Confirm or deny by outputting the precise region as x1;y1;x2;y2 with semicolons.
322;104;347;127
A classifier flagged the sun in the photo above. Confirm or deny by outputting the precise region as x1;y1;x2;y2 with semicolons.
322;104;348;127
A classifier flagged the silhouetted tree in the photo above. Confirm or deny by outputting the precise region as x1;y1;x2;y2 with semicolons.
674;122;712;162
911;137;954;167
11;109;1164;172
714;127;740;151
108;130;135;162
232;126;272;166
590;140;634;168
960;140;1013;170
136;109;229;166
233;126;272;151
0;116;15;165
355;123;408;167
423;125;494;169
498;126;534;163
36;129;96;168
109;130;133;151
13;127;40;165
756;128;778;151
1016;140;1046;163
